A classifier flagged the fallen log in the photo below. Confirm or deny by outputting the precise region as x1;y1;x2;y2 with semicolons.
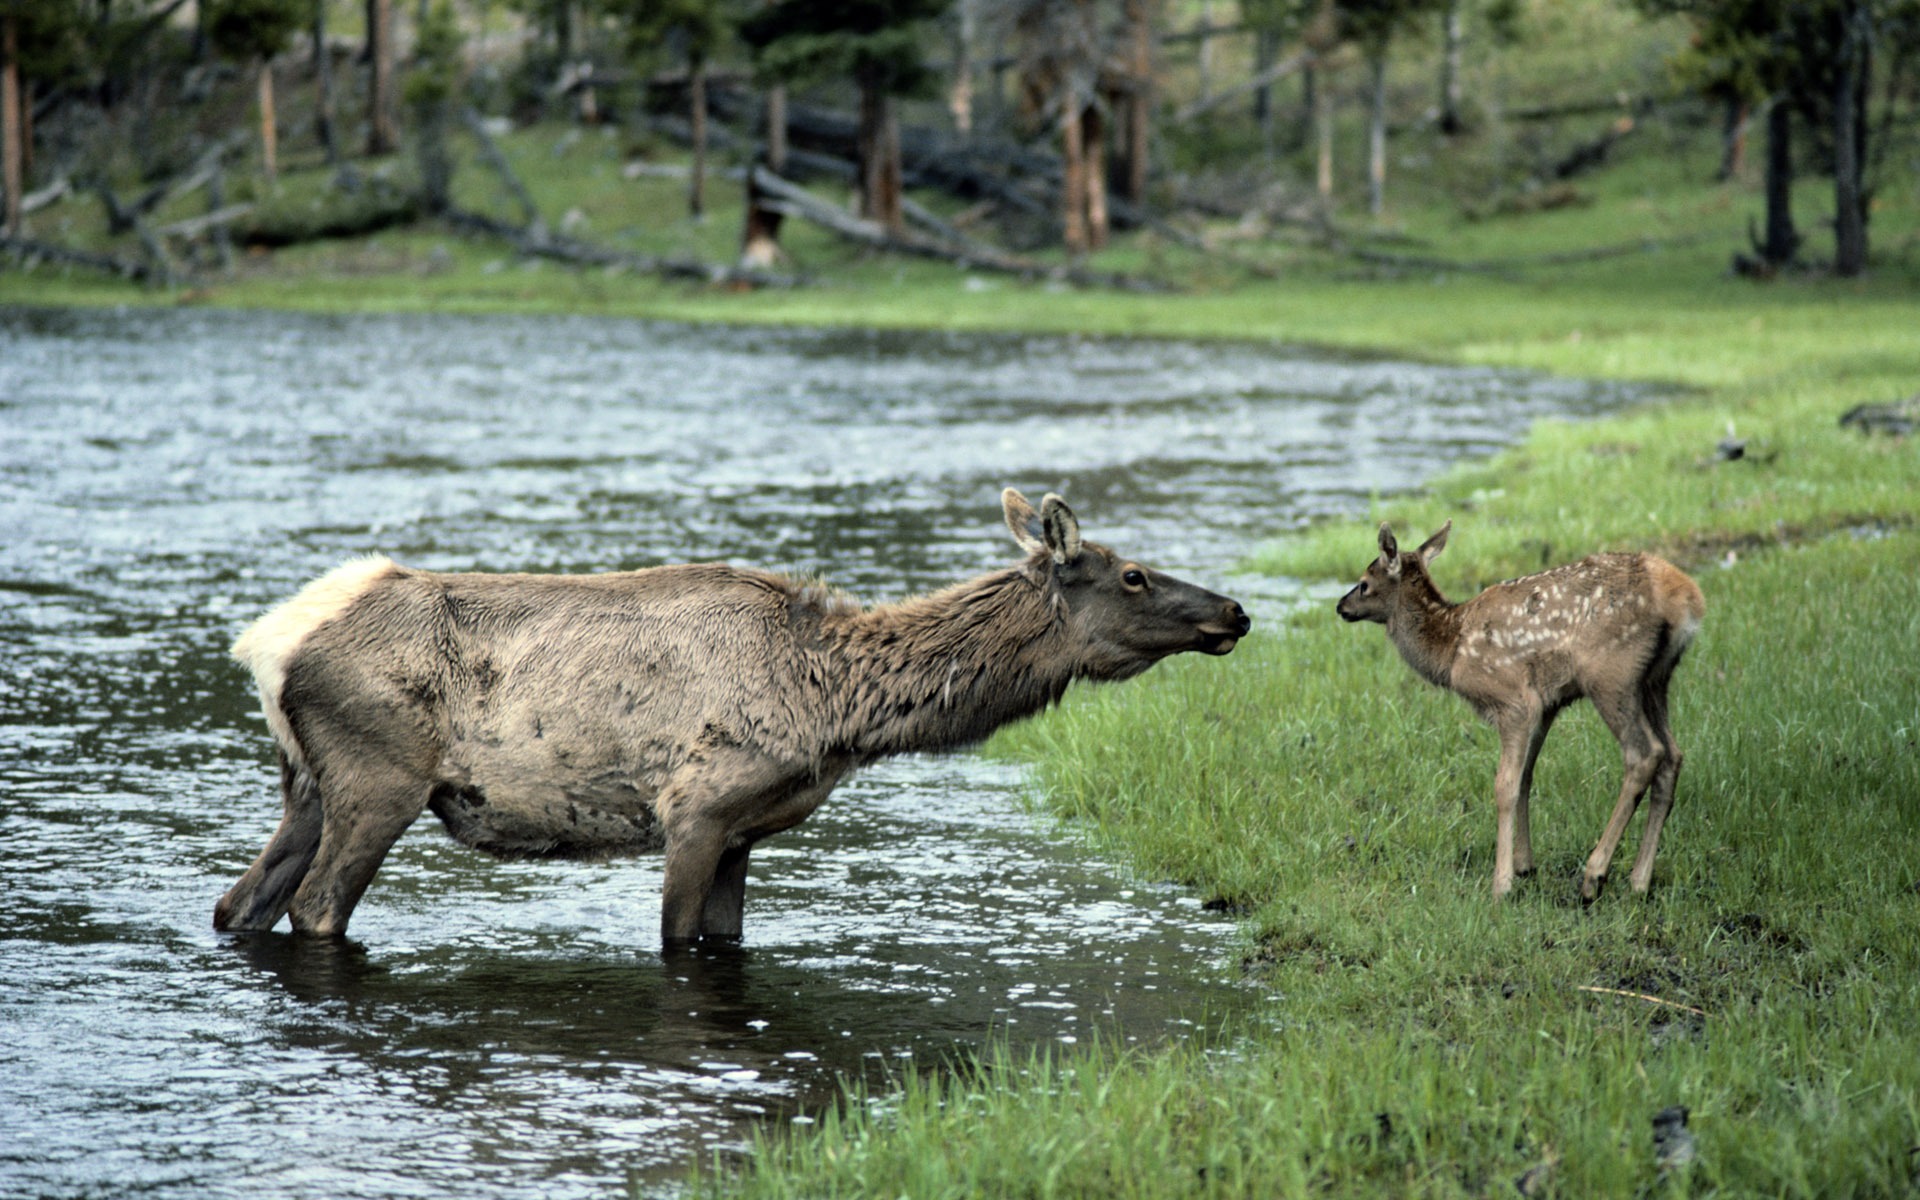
747;166;1170;292
1;233;156;280
156;203;255;240
443;205;796;288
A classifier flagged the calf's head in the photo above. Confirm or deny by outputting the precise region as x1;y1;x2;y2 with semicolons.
1337;520;1451;624
1002;488;1250;681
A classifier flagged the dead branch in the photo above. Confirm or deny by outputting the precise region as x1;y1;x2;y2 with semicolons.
460;109;543;231
1171;51;1315;124
22;176;71;215
1575;986;1708;1017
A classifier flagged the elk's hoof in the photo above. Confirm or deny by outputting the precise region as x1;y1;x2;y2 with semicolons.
1580;873;1606;904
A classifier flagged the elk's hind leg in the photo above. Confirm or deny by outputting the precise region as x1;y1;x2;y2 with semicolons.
1627;663;1687;894
1582;686;1667;902
286;753;433;937
215;749;324;932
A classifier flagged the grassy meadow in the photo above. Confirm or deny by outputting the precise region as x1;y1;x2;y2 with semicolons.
7;9;1920;1194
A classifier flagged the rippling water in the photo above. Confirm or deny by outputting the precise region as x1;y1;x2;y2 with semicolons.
0;305;1644;1197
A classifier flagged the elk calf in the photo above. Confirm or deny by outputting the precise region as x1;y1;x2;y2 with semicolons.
216;489;1250;948
1337;522;1704;900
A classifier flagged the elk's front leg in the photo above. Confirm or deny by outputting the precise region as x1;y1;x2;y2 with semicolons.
656;752;812;946
1490;717;1536;898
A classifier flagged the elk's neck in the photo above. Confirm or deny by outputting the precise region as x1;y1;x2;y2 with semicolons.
820;566;1077;759
1386;578;1462;688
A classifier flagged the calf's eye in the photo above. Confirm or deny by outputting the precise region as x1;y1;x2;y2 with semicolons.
1122;569;1147;588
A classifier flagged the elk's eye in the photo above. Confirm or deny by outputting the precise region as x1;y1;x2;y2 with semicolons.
1122;568;1147;589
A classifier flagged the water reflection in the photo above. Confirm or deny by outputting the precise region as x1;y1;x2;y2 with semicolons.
0;305;1645;1199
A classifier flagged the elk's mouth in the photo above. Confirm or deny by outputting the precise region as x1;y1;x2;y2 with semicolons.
1195;625;1245;655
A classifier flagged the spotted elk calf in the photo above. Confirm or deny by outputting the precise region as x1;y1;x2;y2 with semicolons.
1337;522;1705;900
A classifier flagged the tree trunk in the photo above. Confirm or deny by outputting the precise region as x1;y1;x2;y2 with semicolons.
1197;1;1214;99
1759;98;1798;266
1084;104;1108;250
1438;1;1463;135
1124;0;1152;202
1716;96;1748;181
856;76;902;233
688;56;707;220
415;93;452;214
2;14;21;238
949;0;975;136
1314;63;1333;207
1367;45;1387;216
367;0;396;156
1253;26;1276;155
257;59;278;185
764;84;787;172
1831;2;1868;276
739;165;785;268
1061;100;1087;254
314;0;339;164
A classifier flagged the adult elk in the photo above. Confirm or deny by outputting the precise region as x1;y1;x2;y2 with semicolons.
1337;522;1704;901
216;489;1250;946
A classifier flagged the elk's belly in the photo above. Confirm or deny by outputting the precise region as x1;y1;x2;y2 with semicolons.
428;737;670;859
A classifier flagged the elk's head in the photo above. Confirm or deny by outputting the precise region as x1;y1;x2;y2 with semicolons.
1002;488;1250;681
1337;520;1451;624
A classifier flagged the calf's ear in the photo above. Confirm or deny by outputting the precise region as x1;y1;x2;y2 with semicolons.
1418;520;1452;566
1377;523;1402;579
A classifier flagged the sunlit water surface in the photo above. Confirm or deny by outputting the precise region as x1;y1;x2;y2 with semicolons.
0;306;1645;1197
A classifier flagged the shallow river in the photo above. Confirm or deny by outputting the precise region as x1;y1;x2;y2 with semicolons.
0;305;1643;1197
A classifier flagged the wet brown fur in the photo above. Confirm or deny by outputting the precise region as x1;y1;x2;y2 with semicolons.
215;490;1249;945
1338;521;1705;900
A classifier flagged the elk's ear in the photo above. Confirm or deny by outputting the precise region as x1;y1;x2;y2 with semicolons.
1039;493;1082;564
1377;523;1402;578
1002;488;1048;556
1418;520;1452;566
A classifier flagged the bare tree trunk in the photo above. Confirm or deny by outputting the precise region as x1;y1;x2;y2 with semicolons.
688;56;707;220
2;14;20;238
1716;96;1748;181
367;0;396;155
739;166;785;267
1315;64;1333;207
856;77;903;233
1759;98;1798;266
1085;104;1108;250
1197;0;1214;99
1253;26;1276;154
258;59;278;185
949;0;975;136
314;0;339;164
1832;2;1868;276
1438;0;1463;135
1124;0;1152;202
1367;45;1387;216
1061;100;1087;254
764;84;787;171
